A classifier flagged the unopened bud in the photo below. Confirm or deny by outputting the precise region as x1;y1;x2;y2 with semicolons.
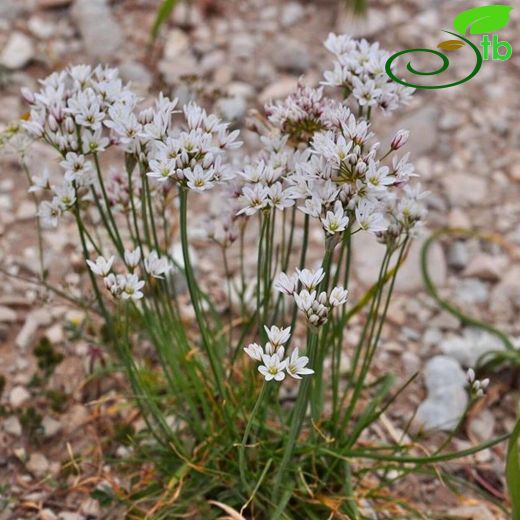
390;129;409;150
21;87;35;104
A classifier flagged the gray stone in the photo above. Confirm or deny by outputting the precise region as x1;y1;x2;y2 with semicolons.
352;232;446;292
26;452;50;478
0;32;34;70
394;106;439;156
0;306;17;322
42;416;62;438
16;308;52;349
447;241;469;270
163;29;190;61
28;16;56;40
443;173;487;206
440;328;505;367
469;409;495;441
456;278;489;305
119;62;152;93
71;0;123;61
337;9;387;38
415;355;468;431
216;96;247;122
429;310;460;330
273;38;310;74
280;2;305;27
463;254;506;282
3;416;22;437
9;386;31;408
259;77;299;105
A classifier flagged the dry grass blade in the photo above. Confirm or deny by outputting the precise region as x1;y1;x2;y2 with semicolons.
208;500;246;520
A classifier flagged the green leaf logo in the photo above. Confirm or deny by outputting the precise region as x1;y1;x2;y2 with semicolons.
453;5;513;35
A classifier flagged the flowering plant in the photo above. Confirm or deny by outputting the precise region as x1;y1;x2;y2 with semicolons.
15;33;508;518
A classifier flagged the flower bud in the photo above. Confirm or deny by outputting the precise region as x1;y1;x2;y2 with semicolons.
21;87;35;104
390;129;409;150
47;114;59;132
64;117;75;134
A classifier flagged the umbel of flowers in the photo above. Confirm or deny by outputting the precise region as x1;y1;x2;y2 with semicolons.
17;33;498;518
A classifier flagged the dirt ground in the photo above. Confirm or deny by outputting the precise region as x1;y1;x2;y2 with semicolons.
1;0;520;518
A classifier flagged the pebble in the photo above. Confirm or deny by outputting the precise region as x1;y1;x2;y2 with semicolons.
163;29;190;61
16;308;53;349
0;306;17;322
463;253;506;282
429;310;460;330
41;509;58;520
119;62;152;93
0;32;34;69
259;77;299;105
58;513;83;520
71;0;123;61
469;409;495;441
394;106;439;156
3;416;22;437
414;356;468;431
9;386;31;408
273;37;310;74
216;96;247;122
337;8;387;38
440;328;504;367
26;452;50;478
280;2;305;27
42;415;62;438
447;241;469;270
442;173;487;206
456;278;489;304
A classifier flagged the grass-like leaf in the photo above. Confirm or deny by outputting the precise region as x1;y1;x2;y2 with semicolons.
507;416;520;520
151;0;179;42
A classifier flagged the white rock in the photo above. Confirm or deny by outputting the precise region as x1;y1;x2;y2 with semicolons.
16;308;52;349
259;77;299;105
41;509;58;520
440;328;505;367
463;253;506;282
216;96;247;122
71;0;123;61
469;409;495;441
42;416;62;438
394;106;439;156
0;306;17;322
9;386;31;408
119;61;152;93
0;32;34;69
447;241;469;270
337;9;387;38
443;173;487;206
26;452;50;478
415;355;468;431
28;16;56;39
58;513;83;520
280;2;305;27
3;416;22;437
273;37;310;73
163;29;190;61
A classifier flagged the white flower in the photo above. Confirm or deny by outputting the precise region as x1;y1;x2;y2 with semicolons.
264;325;291;348
352;77;382;107
244;343;263;361
53;183;76;209
390;129;409;151
86;255;114;276
365;161;393;191
60;152;93;184
466;368;490;398
329;286;349;307
294;289;316;313
297;268;325;291
321;201;349;235
144;251;170;279
258;354;288;382
355;200;387;233
124;248;141;268
184;165;215;191
120;273;145;300
237;184;270;216
274;272;298;295
29;168;50;193
38;198;62;228
286;348;314;379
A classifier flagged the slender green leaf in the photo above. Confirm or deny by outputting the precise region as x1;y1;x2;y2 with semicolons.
151;0;179;41
453;5;512;35
507;416;520;520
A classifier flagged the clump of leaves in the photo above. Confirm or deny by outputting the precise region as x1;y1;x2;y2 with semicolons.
19;407;43;441
45;389;68;413
34;337;64;376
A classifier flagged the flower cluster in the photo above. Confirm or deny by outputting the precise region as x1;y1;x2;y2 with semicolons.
21;65;243;230
275;268;348;327
466;368;490;399
322;33;414;113
244;326;314;382
86;249;171;301
235;35;427;242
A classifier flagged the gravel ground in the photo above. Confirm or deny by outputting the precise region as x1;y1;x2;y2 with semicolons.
1;0;519;517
